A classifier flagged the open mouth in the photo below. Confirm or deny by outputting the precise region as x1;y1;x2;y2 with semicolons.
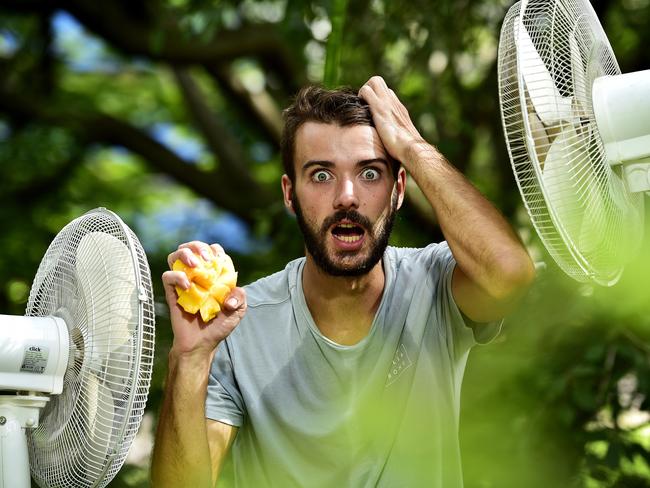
331;222;365;243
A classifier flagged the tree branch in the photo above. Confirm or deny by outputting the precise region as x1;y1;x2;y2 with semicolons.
90;114;276;222
206;63;283;145
2;0;302;76
0;88;276;224
171;67;276;205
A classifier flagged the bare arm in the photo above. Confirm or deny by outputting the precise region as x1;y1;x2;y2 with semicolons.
151;242;246;487
401;141;534;321
207;420;239;485
359;76;535;322
152;351;214;487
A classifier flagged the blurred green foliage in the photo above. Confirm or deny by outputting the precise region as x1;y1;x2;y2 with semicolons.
1;0;649;486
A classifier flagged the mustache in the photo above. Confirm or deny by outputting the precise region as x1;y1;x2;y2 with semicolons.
320;209;372;233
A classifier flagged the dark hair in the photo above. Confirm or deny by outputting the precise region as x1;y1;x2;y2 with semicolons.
280;85;400;181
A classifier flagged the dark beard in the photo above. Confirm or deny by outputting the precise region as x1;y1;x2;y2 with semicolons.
292;190;398;277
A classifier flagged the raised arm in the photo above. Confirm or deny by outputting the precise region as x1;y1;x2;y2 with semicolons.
151;242;246;487
359;76;535;322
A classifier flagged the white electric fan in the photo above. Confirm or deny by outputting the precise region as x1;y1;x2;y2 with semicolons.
0;208;155;487
498;0;650;285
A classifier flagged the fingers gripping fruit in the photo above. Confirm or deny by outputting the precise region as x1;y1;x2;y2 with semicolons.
173;252;238;322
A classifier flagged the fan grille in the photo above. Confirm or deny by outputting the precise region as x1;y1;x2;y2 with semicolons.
25;208;155;488
498;0;644;285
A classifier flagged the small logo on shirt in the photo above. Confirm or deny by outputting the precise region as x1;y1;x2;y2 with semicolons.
386;343;412;387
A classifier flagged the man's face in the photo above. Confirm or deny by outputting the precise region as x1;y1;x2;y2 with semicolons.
282;122;405;276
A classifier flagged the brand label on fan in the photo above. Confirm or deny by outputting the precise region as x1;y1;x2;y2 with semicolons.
20;345;49;374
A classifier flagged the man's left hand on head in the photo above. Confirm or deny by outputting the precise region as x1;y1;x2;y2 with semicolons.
358;76;426;164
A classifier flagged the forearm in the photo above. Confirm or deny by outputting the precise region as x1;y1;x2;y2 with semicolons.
357;76;534;304
405;140;534;299
151;350;214;488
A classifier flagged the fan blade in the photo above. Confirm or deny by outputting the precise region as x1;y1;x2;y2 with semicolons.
527;100;552;170
542;124;607;255
76;232;137;362
83;373;116;474
570;26;588;106
515;17;574;126
104;343;134;398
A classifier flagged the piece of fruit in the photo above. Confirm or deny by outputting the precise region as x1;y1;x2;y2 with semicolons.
173;251;238;322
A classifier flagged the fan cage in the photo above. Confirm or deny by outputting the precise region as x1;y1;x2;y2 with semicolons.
498;0;644;285
25;208;155;488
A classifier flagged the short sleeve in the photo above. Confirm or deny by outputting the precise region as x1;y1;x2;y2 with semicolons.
205;339;245;427
429;243;502;360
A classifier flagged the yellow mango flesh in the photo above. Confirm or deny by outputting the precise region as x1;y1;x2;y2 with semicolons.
173;252;238;322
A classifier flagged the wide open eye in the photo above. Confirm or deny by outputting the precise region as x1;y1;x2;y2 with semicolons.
312;170;332;182
361;168;380;181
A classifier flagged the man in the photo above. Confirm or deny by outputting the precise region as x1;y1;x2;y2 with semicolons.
151;76;535;487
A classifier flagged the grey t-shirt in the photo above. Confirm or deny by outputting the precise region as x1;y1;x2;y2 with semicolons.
206;242;500;487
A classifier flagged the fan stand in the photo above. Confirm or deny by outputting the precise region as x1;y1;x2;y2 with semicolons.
0;395;50;488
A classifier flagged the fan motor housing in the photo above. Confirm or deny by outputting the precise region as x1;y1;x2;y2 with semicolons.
0;315;69;394
593;70;650;191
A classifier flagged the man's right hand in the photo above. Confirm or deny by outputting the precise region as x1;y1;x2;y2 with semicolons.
162;241;247;359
